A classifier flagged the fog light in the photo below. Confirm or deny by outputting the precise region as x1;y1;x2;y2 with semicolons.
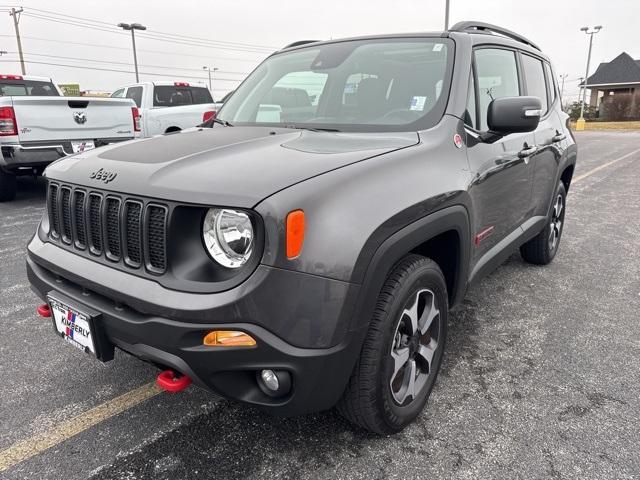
203;330;256;347
257;369;292;398
260;369;279;391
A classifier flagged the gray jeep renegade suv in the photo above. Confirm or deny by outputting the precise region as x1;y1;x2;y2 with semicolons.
27;22;576;434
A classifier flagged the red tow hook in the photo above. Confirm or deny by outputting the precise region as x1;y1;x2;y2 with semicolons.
156;370;192;393
37;304;51;318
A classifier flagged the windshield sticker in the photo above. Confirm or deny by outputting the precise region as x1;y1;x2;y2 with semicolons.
410;96;427;111
433;43;444;52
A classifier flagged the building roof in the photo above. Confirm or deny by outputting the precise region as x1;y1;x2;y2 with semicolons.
584;52;640;87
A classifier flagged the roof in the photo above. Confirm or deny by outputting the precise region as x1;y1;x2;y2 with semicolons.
584;52;640;87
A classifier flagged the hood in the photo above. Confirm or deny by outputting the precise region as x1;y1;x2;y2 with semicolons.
45;126;419;207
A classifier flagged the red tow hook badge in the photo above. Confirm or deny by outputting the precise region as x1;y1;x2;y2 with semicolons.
37;304;51;318
156;370;192;393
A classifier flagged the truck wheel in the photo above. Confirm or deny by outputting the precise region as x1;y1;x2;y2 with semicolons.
0;169;17;202
520;181;567;265
337;254;448;434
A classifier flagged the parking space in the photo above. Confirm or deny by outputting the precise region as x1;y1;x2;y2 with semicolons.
1;131;639;479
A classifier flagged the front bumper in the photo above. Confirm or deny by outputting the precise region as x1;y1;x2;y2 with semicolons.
27;236;363;415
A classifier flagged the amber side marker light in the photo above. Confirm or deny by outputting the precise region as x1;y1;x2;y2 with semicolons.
203;330;256;347
286;210;305;259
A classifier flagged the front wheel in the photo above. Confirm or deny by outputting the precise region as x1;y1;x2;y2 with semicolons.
337;254;448;434
520;181;567;265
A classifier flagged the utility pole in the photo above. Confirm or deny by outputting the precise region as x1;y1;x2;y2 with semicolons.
577;25;602;130
444;0;450;30
117;22;146;82
559;74;568;100
202;66;218;100
9;8;25;75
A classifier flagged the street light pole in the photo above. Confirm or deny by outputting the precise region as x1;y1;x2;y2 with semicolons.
577;25;602;130
444;0;450;30
118;22;147;82
202;66;219;101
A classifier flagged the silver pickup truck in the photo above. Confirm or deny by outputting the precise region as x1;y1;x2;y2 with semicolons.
0;74;139;201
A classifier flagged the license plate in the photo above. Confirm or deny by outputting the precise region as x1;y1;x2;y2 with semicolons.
49;297;97;355
71;140;95;153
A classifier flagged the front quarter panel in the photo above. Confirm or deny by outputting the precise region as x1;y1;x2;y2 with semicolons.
255;115;472;290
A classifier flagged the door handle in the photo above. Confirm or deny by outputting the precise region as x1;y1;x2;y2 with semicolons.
552;131;566;143
518;145;537;159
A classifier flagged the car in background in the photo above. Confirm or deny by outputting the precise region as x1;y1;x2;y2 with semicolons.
0;74;140;202
111;82;220;137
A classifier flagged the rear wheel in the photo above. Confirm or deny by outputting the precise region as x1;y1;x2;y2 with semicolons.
0;169;17;202
337;254;448;434
520;181;567;265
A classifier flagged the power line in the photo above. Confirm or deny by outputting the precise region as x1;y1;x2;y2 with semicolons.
20;11;276;54
25;6;280;51
3;50;250;75
0;59;244;83
0;33;265;63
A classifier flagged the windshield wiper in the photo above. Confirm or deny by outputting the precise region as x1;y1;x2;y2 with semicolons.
282;125;340;133
212;117;233;127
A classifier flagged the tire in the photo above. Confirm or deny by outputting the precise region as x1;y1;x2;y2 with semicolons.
520;181;567;265
0;169;17;202
337;254;448;434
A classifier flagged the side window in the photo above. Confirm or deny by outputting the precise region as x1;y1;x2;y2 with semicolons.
521;54;549;114
474;49;520;130
465;71;477;129
543;62;557;105
111;88;125;98
126;86;143;108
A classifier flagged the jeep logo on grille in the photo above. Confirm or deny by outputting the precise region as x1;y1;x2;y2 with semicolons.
90;168;117;184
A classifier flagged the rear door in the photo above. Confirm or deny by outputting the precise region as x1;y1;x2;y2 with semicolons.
521;56;565;217
465;47;536;265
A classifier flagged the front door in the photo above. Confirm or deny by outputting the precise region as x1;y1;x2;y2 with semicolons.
464;47;535;265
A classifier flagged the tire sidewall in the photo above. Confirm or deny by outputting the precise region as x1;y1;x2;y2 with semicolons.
546;181;567;260
377;262;448;431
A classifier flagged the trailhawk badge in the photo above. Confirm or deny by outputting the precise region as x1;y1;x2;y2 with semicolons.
73;111;87;125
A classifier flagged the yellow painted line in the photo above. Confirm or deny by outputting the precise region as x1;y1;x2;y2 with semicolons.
573;146;640;184
0;381;162;472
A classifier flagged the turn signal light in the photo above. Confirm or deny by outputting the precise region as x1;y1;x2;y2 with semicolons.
203;330;256;347
286;210;305;259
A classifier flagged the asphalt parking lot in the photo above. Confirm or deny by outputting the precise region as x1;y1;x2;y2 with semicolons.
1;130;639;480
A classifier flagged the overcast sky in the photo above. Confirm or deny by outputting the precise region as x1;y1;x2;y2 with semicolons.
0;0;637;101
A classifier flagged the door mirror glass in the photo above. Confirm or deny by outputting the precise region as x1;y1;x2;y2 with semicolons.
487;96;542;135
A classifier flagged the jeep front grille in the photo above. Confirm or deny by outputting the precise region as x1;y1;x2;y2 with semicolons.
47;182;168;275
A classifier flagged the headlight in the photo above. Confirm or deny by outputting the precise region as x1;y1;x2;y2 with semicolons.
203;208;254;269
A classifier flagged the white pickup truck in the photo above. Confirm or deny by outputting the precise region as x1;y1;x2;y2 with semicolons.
0;74;140;201
110;81;220;138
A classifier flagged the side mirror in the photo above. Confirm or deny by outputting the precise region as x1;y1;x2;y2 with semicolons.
483;96;542;141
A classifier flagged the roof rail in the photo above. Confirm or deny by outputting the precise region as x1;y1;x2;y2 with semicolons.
282;40;321;50
449;21;540;51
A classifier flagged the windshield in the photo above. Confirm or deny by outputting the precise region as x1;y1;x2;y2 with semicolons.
218;38;453;132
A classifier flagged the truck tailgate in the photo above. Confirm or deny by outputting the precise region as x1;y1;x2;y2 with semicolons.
11;96;136;142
